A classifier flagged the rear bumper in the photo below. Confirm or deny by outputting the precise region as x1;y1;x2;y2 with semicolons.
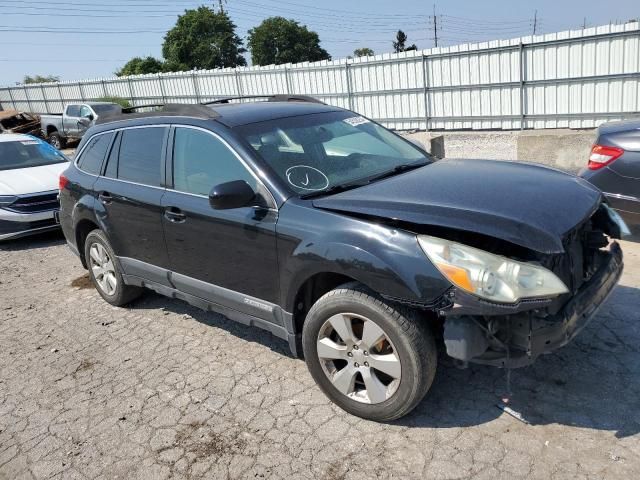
445;242;624;368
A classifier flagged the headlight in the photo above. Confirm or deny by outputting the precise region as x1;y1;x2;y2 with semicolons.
418;235;569;303
0;195;18;207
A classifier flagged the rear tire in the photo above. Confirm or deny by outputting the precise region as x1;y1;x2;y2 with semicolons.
302;283;437;421
84;229;142;306
48;132;65;150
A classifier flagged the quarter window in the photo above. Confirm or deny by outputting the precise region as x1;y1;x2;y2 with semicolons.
172;127;257;196
117;127;167;186
77;133;113;175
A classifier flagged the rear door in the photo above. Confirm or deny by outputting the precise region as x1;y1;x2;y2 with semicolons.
93;125;172;283
161;125;280;320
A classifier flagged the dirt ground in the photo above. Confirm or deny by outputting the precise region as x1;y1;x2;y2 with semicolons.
0;231;638;480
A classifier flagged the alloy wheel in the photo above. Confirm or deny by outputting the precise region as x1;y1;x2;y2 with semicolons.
89;243;117;296
316;313;402;404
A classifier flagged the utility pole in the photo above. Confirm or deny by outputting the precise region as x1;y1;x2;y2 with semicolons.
532;10;538;35
582;17;587;29
433;4;438;47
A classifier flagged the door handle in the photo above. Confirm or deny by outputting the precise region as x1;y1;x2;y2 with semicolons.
98;191;112;205
164;207;186;223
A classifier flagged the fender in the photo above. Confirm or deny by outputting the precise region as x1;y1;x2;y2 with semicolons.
277;201;452;313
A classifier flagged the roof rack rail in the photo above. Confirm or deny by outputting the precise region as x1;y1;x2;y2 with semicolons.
202;94;324;105
96;103;219;125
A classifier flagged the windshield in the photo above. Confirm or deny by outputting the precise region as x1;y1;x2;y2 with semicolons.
0;138;68;171
91;104;122;115
235;111;430;195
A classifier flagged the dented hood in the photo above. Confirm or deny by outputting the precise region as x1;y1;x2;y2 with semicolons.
312;159;603;254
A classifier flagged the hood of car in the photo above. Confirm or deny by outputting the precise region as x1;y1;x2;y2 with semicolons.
312;159;603;254
0;161;68;196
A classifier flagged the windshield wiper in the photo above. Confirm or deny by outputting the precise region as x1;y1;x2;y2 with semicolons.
300;182;366;199
300;161;429;200
364;161;429;184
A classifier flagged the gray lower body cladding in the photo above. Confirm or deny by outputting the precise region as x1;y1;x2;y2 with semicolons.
442;241;623;368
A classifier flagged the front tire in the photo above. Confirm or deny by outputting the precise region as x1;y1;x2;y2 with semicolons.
302;283;437;421
84;229;142;306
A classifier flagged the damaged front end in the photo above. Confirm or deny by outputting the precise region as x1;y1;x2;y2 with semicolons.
435;203;625;368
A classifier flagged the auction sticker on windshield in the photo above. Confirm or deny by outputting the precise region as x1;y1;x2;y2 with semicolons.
343;116;370;126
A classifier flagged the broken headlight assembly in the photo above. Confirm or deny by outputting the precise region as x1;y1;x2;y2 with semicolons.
418;235;569;303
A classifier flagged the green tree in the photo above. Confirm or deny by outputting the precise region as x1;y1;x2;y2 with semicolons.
115;57;165;77
393;30;417;53
162;7;246;70
353;47;375;57
22;75;60;84
247;17;331;66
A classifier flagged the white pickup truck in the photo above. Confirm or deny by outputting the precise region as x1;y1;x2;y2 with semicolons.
40;102;121;149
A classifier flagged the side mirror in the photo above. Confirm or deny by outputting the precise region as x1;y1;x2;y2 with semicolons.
209;180;256;210
87;113;94;121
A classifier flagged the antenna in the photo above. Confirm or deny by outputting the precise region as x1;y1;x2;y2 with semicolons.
532;10;538;35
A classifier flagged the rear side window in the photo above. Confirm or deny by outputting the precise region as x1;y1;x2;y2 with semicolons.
77;133;113;175
117;127;167;186
66;105;81;117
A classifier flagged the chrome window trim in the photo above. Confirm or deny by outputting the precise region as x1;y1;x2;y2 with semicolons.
170;124;278;210
74;125;170;181
605;192;639;203
73;123;278;209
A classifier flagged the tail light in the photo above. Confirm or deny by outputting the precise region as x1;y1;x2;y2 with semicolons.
588;144;624;170
59;173;69;190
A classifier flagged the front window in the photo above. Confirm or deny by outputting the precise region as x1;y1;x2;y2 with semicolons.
0;138;68;171
235;111;430;195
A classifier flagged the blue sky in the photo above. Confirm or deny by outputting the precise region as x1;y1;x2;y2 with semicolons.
1;0;638;85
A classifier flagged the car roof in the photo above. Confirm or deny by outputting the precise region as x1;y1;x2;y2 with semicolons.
93;100;343;130
0;133;40;143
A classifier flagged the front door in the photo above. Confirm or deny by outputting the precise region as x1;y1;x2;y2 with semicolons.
161;125;280;320
94;125;171;284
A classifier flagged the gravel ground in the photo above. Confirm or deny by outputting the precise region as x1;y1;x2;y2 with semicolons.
0;232;639;480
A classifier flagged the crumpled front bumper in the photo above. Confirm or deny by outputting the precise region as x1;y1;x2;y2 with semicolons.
444;242;624;368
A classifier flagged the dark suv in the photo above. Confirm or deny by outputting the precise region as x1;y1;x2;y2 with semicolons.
59;96;626;421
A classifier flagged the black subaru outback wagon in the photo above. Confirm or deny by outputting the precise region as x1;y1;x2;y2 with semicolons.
59;95;626;421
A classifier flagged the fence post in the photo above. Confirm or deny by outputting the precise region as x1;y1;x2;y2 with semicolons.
284;66;292;94
101;79;108;97
40;84;50;113
56;83;64;111
519;41;526;130
345;62;353;110
126;77;135;104
422;53;430;131
158;74;167;103
23;85;33;112
78;82;86;102
7;88;17;110
191;72;201;103
234;70;243;98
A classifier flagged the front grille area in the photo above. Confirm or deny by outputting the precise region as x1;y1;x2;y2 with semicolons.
5;191;59;213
